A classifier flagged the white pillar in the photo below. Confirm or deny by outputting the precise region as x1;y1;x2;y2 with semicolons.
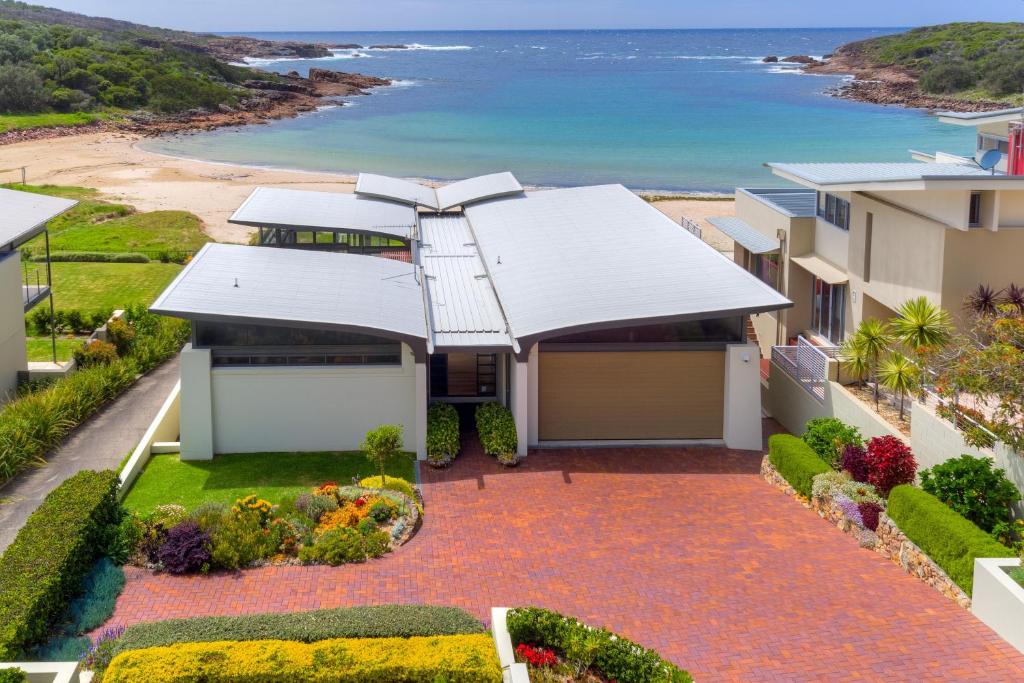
510;355;529;457
723;343;763;451
414;361;427;460
179;344;214;460
0;253;27;401
527;344;539;446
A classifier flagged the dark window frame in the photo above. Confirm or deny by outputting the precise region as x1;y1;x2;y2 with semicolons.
818;192;850;231
969;192;983;228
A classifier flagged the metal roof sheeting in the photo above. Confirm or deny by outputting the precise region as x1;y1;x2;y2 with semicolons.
767;162;995;186
419;214;512;349
742;188;817;217
151;243;427;343
465;184;792;341
435;172;523;210
790;252;848;285
0;188;77;249
355;173;440;209
229;187;416;239
708;217;781;254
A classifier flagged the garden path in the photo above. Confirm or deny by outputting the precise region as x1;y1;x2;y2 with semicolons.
107;428;1024;681
0;356;180;551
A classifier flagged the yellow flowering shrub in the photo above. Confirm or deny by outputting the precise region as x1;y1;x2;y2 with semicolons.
103;634;502;682
232;495;274;525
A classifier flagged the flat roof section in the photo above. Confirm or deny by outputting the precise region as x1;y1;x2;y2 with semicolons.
707;217;781;254
151;243;428;347
465;184;792;345
767;162;995;186
419;214;513;350
938;107;1023;125
229;187;416;240
741;188;817;218
0;187;77;250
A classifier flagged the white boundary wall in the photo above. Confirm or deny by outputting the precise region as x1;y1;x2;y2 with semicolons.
118;380;180;496
972;559;1024;655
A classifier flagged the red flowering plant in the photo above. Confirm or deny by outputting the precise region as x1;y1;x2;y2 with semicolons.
515;643;558;668
865;435;916;497
354;497;367;508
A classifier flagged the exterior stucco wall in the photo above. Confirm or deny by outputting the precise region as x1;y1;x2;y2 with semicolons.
942;226;1024;329
997;191;1024;227
871;189;971;228
813;219;849;272
205;344;418;454
0;252;28;402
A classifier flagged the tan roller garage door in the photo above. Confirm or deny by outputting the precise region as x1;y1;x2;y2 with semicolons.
539;350;725;440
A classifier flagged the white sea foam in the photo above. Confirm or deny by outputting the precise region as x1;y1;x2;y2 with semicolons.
236;50;371;66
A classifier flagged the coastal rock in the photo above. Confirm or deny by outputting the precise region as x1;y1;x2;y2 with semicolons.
242;80;315;96
331;43;364;49
286;70;301;79
307;69;391;95
369;44;408;50
781;55;820;65
762;56;779;63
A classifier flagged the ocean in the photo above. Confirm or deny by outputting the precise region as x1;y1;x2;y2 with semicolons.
142;28;976;192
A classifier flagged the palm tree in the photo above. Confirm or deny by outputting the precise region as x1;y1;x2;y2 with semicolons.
854;318;893;409
838;335;869;385
891;297;952;395
877;352;919;421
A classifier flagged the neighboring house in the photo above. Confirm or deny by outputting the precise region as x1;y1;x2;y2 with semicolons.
0;188;76;401
714;108;1024;358
151;173;791;460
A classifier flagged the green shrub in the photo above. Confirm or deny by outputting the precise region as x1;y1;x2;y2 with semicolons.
26;307;112;335
507;607;691;683
0;470;120;659
299;526;369;565
0;668;27;683
475;401;517;456
886;485;1015;594
110;605;484;659
920;455;1021;534
802;418;862;469
768;434;833;498
73;339;118;367
920;60;977;93
36;251;150;263
208;509;279;571
426;402;460;460
106;317;137;356
361;424;403;482
358;475;416;501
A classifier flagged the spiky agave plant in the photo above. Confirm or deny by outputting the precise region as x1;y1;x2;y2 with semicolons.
1003;283;1024;315
965;284;1003;317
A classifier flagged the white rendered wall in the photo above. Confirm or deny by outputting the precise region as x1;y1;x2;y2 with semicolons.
510;355;529;456
723;343;762;450
527;344;539;446
972;559;1024;656
414;361;427;460
179;344;214;460
0;252;27;402
208;343;418;454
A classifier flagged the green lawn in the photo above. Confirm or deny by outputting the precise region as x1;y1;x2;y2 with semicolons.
26;336;86;362
48;210;210;253
0;112;104;134
123;452;417;513
46;262;182;310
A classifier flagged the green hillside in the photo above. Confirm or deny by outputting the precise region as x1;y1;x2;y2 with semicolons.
846;23;1024;102
0;0;272;115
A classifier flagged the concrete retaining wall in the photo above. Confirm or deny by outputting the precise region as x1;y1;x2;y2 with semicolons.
118;380;180;496
972;558;1024;655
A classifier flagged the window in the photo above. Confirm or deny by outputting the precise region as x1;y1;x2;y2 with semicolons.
863;213;873;283
969;192;983;228
195;321;402;367
543;317;744;345
978;134;1009;155
811;277;846;344
752;253;779;289
818;192;850;231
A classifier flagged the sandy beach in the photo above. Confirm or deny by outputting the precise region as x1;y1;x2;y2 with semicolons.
0;131;738;249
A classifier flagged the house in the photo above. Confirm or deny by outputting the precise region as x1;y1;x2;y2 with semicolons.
151;173;791;460
715;108;1024;358
0;188;76;400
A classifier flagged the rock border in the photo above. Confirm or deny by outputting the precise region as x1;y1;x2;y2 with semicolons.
761;455;970;609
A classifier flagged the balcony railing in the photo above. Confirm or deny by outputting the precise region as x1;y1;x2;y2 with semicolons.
771;336;835;402
22;267;50;312
680;216;702;240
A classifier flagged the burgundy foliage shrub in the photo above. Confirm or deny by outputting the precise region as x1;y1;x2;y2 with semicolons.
865;436;916;497
840;443;870;483
156;521;211;574
858;501;884;531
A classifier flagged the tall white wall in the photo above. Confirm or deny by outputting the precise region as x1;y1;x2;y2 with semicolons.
207;344;418;454
180;345;213;460
0;253;28;402
723;343;762;450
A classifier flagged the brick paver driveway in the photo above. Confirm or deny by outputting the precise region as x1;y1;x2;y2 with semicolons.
109;438;1024;681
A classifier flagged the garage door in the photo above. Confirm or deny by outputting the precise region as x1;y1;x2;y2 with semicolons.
538;350;725;440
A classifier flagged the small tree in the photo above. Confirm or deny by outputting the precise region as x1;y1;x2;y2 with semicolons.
843;318;894;409
891;296;952;397
361;424;403;483
878;352;919;420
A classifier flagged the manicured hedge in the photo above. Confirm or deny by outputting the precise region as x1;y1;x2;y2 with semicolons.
426;402;460;460
110;605;485;658
35;251;150;263
507;607;691;683
475;401;517;457
0;470;120;659
103;635;503;683
886;484;1015;594
768;434;833;498
0;668;27;683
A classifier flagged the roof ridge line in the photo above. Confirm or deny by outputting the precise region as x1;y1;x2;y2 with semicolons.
459;210;520;355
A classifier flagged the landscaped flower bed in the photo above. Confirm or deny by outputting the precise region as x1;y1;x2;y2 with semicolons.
124;478;421;573
506;607;692;683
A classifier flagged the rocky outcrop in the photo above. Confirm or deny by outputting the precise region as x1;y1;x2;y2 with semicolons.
762;56;779;63
369;44;408;50
781;55;821;65
306;69;391;95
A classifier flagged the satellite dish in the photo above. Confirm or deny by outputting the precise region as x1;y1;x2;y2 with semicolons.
979;148;1002;172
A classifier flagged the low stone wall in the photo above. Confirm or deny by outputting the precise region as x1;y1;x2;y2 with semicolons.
761;455;970;609
874;514;971;609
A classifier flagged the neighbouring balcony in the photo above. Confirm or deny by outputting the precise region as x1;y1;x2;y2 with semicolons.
22;267;50;312
770;336;838;402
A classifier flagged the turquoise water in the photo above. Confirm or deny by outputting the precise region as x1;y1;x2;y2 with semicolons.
144;29;975;192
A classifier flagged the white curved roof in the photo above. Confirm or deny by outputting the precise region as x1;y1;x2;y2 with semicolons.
0;187;77;249
355;173;440;210
465;184;791;341
229;187;416;240
151;243;427;345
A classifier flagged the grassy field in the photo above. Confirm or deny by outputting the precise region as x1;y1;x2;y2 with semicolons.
48;210;209;253
26;336;86;362
123;452;417;513
46;262;182;310
0;112;104;134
